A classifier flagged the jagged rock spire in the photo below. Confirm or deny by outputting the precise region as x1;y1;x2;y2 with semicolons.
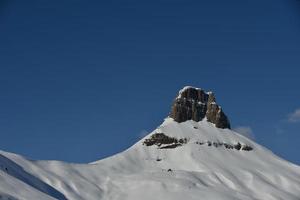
169;86;231;129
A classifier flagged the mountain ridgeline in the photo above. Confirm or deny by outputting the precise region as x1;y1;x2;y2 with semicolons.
0;86;300;200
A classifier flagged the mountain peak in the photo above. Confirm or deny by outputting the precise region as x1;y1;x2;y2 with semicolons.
2;86;300;200
169;86;231;129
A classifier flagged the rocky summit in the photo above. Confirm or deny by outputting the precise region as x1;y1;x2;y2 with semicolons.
1;86;300;200
169;86;231;129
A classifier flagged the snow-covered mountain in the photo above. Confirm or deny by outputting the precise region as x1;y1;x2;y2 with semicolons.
1;86;300;200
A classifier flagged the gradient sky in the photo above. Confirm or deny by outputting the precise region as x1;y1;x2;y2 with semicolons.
1;0;300;164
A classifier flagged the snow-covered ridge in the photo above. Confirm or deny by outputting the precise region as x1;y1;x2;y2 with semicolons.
1;119;300;200
0;87;300;200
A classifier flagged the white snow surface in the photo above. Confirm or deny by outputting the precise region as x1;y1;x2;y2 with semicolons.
1;118;300;200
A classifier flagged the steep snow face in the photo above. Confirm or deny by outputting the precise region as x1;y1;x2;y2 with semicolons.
0;119;300;200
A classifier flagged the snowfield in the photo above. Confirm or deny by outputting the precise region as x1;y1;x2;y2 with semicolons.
1;118;300;200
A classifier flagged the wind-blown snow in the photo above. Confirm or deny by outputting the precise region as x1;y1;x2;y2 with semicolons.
1;119;300;200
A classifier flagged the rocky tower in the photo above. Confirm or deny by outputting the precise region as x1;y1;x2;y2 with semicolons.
169;86;231;129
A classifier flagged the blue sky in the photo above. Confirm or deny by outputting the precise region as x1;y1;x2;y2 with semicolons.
1;0;300;164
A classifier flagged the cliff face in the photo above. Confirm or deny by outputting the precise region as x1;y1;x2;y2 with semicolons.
169;86;231;129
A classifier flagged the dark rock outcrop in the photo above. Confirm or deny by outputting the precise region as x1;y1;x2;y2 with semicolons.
143;133;187;149
169;87;231;129
196;141;253;151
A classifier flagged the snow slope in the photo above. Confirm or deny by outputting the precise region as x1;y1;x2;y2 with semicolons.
1;118;300;200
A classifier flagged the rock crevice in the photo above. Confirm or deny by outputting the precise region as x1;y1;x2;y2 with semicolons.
169;86;231;129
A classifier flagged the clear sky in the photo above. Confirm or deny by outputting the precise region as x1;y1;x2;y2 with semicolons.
1;0;300;164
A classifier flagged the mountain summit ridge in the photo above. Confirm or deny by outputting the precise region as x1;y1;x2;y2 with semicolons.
0;86;300;200
169;86;231;129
